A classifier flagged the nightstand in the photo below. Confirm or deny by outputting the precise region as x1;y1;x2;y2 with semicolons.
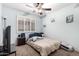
17;37;26;46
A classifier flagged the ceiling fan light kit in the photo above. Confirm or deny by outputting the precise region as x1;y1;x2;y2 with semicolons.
25;3;52;16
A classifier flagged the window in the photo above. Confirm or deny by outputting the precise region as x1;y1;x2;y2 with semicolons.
17;16;35;32
31;20;35;31
18;20;24;31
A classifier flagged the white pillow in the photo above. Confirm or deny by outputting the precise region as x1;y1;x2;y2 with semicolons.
37;37;43;39
32;36;43;42
42;34;45;37
32;36;38;42
28;38;33;41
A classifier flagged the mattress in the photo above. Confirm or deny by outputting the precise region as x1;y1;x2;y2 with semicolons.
26;37;60;56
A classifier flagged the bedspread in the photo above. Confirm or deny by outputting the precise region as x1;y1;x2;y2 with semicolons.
26;37;60;56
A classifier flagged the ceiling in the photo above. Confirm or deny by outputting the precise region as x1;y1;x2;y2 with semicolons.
2;3;75;13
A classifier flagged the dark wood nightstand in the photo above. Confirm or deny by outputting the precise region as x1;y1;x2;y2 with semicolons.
17;37;26;46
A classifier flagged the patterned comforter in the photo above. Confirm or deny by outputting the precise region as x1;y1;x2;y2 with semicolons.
26;37;60;56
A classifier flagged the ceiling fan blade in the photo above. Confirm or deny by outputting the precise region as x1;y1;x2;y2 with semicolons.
33;3;39;7
25;4;33;8
42;8;52;11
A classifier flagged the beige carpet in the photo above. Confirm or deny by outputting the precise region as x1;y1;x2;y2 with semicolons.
15;44;79;56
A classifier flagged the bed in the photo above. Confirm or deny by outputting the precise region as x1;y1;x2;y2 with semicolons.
26;36;60;56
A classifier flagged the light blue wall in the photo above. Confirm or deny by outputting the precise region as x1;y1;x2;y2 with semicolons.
43;4;79;51
2;5;43;45
0;4;3;45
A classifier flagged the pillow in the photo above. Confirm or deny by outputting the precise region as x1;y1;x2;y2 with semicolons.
37;37;43;39
42;34;45;37
32;36;44;42
32;36;38;42
29;33;42;38
28;36;38;42
28;37;33;41
28;36;43;42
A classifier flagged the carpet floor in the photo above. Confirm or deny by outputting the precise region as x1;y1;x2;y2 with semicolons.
15;44;79;56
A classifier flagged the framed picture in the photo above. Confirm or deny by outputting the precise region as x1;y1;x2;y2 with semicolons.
51;19;55;23
66;15;74;23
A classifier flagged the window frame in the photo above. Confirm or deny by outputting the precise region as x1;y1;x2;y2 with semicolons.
17;16;36;33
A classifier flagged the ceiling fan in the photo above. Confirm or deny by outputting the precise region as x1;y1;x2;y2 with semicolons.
25;3;52;15
33;3;51;11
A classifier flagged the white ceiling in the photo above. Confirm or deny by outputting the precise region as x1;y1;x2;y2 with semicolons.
2;3;75;13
